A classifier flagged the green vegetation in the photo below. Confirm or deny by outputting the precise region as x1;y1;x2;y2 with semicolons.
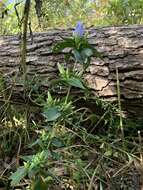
1;0;143;35
106;0;143;25
0;0;143;189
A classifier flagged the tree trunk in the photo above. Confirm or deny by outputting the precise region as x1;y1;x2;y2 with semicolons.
0;25;143;117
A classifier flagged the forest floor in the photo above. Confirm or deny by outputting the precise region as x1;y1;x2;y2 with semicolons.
0;101;143;190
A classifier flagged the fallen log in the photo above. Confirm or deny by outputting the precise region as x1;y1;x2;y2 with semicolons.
0;25;143;117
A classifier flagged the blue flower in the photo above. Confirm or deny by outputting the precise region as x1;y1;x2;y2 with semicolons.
73;21;84;37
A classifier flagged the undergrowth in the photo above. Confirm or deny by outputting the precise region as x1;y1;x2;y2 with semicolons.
0;22;143;190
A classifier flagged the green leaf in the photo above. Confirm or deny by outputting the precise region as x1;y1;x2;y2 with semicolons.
51;137;64;148
57;63;65;76
29;139;41;148
67;77;85;89
9;167;28;186
43;107;61;121
21;155;34;162
53;38;75;53
73;49;83;64
104;150;112;157
81;48;93;57
47;91;53;106
6;3;15;11
40;150;52;159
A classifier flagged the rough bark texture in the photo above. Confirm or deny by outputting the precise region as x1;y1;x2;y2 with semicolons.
0;25;143;117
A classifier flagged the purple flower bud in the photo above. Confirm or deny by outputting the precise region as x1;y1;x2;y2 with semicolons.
73;21;84;37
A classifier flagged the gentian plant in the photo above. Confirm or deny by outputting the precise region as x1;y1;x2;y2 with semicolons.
53;21;101;71
9;22;103;189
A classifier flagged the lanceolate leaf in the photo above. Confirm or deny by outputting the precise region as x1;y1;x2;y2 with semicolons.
53;38;75;53
73;49;83;64
47;91;53;106
81;48;93;57
57;63;65;76
66;77;86;89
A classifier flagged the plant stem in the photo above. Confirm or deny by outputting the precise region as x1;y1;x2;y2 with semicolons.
20;0;31;128
21;0;31;78
116;67;124;142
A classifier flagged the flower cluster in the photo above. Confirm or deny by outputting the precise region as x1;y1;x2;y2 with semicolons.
73;21;84;37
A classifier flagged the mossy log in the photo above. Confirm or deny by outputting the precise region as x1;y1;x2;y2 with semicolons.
0;25;143;117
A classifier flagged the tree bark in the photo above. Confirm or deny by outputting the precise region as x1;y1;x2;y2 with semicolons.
0;25;143;117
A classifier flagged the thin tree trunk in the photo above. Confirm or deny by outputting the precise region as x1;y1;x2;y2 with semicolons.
0;25;143;117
